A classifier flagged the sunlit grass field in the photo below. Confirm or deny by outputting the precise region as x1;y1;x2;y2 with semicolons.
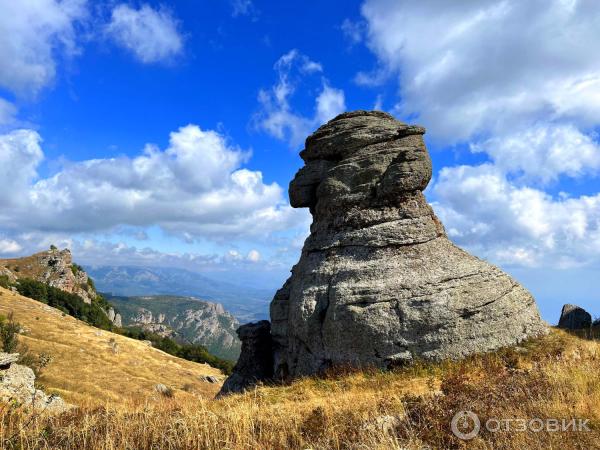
0;287;221;406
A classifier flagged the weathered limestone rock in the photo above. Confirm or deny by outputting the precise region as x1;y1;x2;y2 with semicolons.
558;304;592;330
0;352;19;369
222;110;547;392
0;353;69;412
107;307;122;328
218;321;273;395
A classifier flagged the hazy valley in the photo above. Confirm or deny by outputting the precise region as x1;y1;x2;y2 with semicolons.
86;265;272;322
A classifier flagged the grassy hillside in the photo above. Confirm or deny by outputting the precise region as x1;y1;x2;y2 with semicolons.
0;286;222;406
1;323;599;448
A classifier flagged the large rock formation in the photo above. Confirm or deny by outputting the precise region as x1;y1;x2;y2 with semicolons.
221;111;546;394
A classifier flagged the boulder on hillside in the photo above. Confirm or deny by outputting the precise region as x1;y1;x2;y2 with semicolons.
0;352;69;412
558;304;592;330
221;111;547;393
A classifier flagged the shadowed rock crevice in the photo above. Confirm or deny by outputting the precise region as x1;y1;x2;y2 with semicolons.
220;110;547;394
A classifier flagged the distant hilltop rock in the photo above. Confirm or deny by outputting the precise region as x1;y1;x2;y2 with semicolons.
105;295;241;361
558;304;592;330
221;111;547;394
0;248;121;327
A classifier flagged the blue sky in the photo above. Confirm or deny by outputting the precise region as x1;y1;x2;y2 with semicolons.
1;0;600;322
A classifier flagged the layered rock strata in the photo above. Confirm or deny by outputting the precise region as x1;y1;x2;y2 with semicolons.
221;111;546;394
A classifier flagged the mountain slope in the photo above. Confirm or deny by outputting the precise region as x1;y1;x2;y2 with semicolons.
107;295;241;361
86;266;272;322
0;287;222;405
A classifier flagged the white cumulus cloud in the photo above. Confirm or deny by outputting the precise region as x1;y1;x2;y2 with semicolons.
256;50;346;148
0;238;22;255
432;164;600;268
0;0;87;97
471;124;600;184
361;0;600;141
106;4;183;63
0;125;302;242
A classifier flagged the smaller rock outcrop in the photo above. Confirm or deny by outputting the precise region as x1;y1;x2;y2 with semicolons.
1;248;93;302
558;304;592;330
107;307;122;328
0;352;68;412
218;321;273;395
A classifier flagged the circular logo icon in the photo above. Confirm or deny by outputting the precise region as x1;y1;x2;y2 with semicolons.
451;410;480;440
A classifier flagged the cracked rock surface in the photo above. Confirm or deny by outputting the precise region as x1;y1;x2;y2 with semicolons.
224;111;547;391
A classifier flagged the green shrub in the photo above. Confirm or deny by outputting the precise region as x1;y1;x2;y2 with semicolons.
0;274;11;289
15;278;113;331
71;264;83;276
0;313;20;353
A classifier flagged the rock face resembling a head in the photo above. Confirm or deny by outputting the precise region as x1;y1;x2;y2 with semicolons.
219;111;546;395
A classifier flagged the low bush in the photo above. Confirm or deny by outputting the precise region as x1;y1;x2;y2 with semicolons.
0;274;11;289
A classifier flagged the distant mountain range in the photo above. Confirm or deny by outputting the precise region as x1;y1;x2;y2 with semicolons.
85;265;273;323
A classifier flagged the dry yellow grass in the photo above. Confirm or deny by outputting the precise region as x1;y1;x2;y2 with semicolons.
0;252;57;280
1;285;599;449
0;286;222;405
1;329;599;449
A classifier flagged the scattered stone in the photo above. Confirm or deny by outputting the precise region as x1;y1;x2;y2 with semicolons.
222;111;547;391
218;321;273;395
154;383;173;397
558;304;592;330
363;415;403;435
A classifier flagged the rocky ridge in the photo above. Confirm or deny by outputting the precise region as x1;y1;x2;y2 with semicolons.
221;111;547;394
0;248;122;327
106;295;241;360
